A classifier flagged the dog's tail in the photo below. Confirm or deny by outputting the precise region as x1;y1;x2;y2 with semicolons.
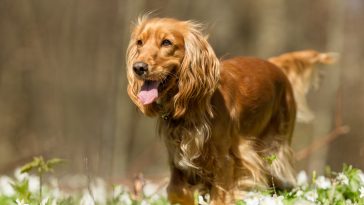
268;50;339;123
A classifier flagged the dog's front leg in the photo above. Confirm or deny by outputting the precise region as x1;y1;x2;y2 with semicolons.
167;166;195;205
209;156;235;205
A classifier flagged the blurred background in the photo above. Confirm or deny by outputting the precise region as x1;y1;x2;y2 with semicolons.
0;0;363;184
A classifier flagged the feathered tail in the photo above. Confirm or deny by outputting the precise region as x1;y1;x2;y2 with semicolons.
268;50;339;123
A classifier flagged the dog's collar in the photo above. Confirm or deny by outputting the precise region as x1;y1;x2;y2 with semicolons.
156;99;171;121
161;112;170;121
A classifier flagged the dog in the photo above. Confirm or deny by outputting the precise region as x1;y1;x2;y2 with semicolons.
126;17;336;204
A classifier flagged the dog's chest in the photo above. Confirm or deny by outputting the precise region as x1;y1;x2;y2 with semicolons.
161;120;215;179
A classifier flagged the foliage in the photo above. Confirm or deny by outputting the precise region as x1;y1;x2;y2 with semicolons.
20;157;64;175
0;157;364;205
238;164;364;205
18;156;64;204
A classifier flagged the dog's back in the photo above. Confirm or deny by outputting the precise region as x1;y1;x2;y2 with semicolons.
208;52;337;197
211;57;297;191
218;57;295;137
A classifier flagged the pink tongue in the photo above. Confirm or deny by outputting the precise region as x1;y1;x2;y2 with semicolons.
138;81;160;105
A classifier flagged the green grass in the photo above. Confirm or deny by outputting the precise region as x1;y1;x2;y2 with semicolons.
1;157;364;205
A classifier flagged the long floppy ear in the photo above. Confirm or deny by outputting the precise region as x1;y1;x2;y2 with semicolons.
172;22;220;118
126;21;142;110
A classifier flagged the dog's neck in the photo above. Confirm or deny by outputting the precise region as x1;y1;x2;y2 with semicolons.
157;97;214;174
156;98;171;121
160;110;171;121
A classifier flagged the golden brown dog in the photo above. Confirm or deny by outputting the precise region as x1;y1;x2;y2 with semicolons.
126;17;335;204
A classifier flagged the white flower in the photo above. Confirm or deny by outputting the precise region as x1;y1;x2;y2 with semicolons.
119;192;132;205
198;195;209;205
260;195;284;205
295;190;304;197
359;186;364;198
346;199;358;205
49;177;64;199
149;194;163;202
40;197;49;205
15;199;29;205
304;190;318;202
90;178;107;204
14;168;29;181
112;185;124;197
244;197;259;205
143;182;159;196
0;176;15;196
50;186;63;200
297;170;308;186
79;179;107;205
315;176;331;189
140;200;149;205
337;173;349;185
51;199;58;205
358;172;364;184
28;175;40;193
293;199;316;205
80;192;95;205
243;192;261;205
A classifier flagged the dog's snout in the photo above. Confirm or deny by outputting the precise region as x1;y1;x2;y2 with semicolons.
133;62;148;76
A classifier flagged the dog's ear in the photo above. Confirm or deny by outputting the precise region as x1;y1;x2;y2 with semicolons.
126;21;142;110
126;36;139;103
172;22;220;118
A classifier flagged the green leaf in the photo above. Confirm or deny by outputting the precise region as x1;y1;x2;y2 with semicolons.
235;200;246;205
20;163;35;174
46;158;65;169
11;179;32;201
264;154;277;165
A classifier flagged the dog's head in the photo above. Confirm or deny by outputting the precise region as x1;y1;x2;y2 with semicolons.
126;17;220;119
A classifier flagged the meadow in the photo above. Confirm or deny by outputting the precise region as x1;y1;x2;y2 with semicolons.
1;157;363;205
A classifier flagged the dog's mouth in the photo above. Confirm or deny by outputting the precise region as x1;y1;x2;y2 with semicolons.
138;80;160;105
137;74;173;105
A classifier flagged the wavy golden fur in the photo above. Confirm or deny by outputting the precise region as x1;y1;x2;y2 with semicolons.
126;17;334;205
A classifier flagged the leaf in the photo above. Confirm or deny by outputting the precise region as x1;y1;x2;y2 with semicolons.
235;200;246;205
20;160;40;174
11;180;31;201
312;170;317;184
264;154;277;165
20;164;35;174
46;158;65;168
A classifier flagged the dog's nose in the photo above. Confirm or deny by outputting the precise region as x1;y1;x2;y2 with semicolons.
133;62;148;76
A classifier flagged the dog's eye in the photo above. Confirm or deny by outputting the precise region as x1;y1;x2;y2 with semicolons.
161;39;172;47
136;39;143;46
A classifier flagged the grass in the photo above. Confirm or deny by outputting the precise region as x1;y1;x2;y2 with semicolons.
0;157;364;205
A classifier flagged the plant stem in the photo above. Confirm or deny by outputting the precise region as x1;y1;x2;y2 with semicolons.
271;175;277;195
39;173;43;202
